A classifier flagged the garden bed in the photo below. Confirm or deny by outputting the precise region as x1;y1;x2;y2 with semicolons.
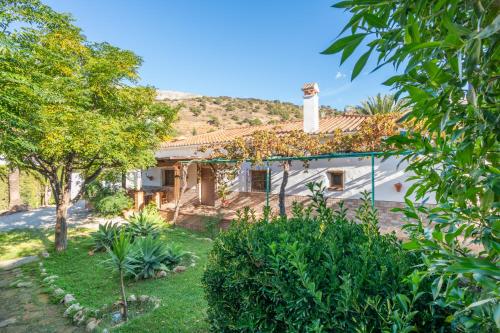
26;227;212;332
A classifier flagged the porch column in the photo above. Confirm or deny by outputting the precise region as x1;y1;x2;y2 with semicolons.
134;190;144;210
153;192;161;208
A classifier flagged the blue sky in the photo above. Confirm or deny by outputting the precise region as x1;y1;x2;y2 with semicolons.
45;0;396;109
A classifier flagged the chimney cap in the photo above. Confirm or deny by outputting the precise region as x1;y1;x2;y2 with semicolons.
301;82;319;95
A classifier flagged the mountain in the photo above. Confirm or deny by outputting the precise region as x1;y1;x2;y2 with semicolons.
156;91;340;136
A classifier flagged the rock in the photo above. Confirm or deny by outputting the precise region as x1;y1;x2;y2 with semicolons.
0;318;17;328
62;294;76;305
127;294;137;302
16;281;33;288
64;303;82;317
40;268;46;273
102;329;109;333
86;318;99;332
53;288;65;297
138;295;149;302
111;311;122;323
73;310;86;326
43;275;58;282
40;251;50;258
156;270;167;278
173;265;187;273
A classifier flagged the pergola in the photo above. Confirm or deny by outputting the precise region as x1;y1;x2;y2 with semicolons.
172;150;409;222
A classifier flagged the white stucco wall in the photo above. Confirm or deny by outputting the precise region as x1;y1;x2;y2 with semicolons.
148;145;433;204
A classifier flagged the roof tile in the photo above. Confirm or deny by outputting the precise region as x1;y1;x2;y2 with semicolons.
160;115;368;149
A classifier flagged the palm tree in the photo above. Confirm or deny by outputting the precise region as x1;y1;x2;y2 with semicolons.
106;231;136;321
357;94;409;115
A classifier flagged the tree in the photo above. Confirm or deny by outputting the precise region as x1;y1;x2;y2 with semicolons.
8;167;22;210
0;0;177;251
106;230;136;322
323;0;499;330
357;94;409;115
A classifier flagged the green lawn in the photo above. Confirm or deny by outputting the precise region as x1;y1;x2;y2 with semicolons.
0;228;53;260
2;226;213;332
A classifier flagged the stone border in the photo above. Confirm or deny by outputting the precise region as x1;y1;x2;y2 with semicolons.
38;260;163;332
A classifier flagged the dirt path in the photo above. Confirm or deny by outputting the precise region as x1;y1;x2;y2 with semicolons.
0;266;82;333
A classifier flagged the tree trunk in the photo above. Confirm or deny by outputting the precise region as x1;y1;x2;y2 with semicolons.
121;173;127;190
54;186;71;252
8;167;22;210
43;184;51;206
279;161;290;217
173;163;191;225
120;270;128;321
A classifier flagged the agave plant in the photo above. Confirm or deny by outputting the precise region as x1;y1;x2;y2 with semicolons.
164;243;189;269
131;236;169;279
105;230;137;322
91;222;122;251
126;209;163;240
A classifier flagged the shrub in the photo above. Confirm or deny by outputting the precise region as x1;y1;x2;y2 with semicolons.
203;184;446;332
163;243;187;269
130;236;169;279
93;190;132;216
91;221;122;251
125;206;163;240
130;237;188;279
190;107;202;117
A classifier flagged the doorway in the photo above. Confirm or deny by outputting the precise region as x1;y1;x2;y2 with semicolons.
200;167;215;206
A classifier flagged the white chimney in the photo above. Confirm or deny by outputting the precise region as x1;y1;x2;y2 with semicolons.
302;82;320;133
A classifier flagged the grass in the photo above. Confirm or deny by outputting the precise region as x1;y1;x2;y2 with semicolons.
42;227;212;332
0;228;52;260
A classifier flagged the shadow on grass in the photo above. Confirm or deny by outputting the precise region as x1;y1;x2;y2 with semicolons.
0;228;53;259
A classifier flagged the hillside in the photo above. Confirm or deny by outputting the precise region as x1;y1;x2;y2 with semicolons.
156;93;340;136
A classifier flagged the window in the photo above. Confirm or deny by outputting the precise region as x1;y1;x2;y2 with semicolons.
251;170;268;192
328;170;344;191
162;169;175;187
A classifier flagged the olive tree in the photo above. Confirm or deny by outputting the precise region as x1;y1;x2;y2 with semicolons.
0;0;177;251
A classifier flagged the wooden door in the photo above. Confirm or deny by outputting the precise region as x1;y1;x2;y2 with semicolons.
200;167;215;206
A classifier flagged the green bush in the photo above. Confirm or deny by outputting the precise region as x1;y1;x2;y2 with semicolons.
85;181;132;216
93;190;132;216
91;221;123;251
203;184;446;332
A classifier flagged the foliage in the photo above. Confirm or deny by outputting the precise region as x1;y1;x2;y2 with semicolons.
0;0;177;250
93;191;132;217
203;215;223;239
324;0;499;330
356;94;410;115
24;227;210;332
0;168;49;211
130;236;170;279
125;206;163;240
105;230;137;321
91;221;123;252
203;183;447;332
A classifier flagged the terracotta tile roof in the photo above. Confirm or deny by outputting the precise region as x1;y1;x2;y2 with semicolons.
160;115;368;149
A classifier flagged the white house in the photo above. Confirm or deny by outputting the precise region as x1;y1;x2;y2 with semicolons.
133;83;426;235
